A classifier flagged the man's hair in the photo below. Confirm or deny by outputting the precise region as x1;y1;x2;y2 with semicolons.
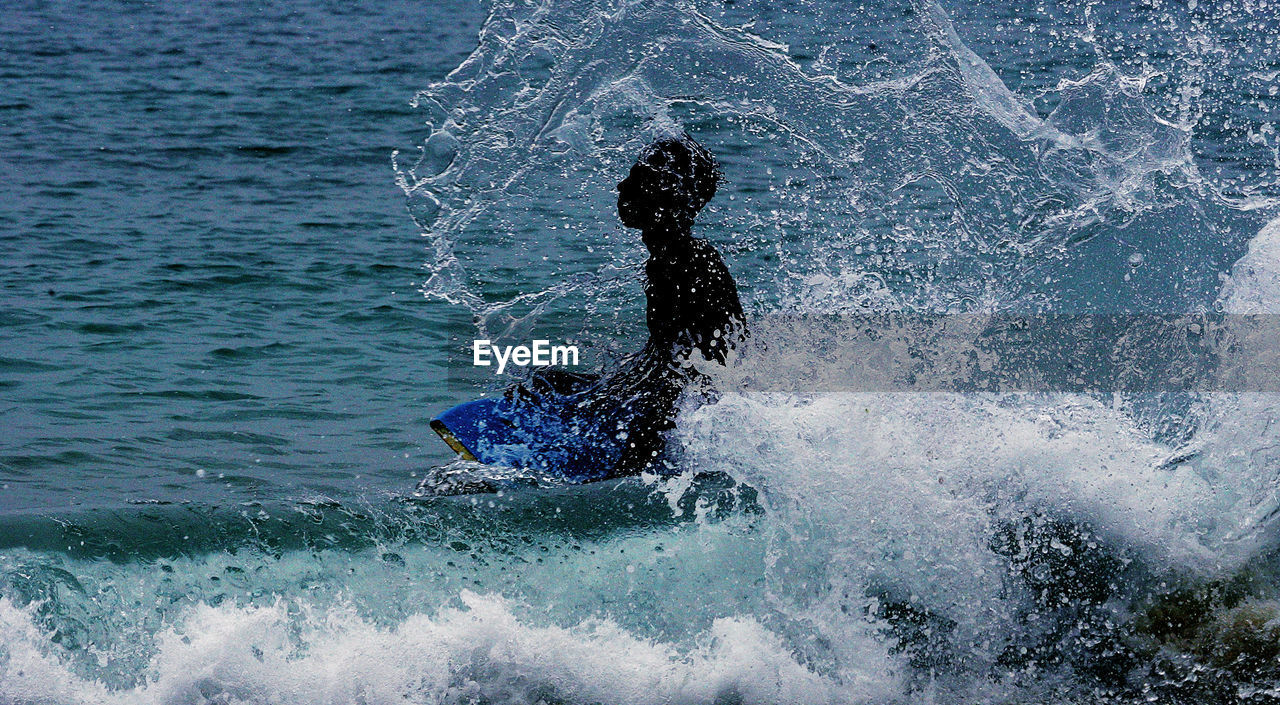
638;134;722;214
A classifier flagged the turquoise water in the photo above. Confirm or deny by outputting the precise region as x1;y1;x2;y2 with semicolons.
3;0;1280;701
2;0;485;512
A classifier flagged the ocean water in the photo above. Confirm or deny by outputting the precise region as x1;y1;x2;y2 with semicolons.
3;0;1280;702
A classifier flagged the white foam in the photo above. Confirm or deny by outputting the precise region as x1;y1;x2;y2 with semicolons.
0;597;115;705
1183;215;1280;554
1219;215;1280;314
0;592;899;705
672;391;1227;638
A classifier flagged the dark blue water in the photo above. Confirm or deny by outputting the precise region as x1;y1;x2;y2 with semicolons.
3;0;1280;702
1;0;486;512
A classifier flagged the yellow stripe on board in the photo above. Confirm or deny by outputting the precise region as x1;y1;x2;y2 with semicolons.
430;420;479;461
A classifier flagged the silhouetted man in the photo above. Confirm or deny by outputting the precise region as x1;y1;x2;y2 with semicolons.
431;133;747;490
587;133;746;474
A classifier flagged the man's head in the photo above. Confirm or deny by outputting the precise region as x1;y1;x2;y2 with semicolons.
617;134;721;234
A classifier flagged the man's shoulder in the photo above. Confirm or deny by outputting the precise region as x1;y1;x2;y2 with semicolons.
685;236;729;262
648;236;733;280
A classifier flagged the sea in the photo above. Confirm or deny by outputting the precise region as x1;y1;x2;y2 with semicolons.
2;0;1280;702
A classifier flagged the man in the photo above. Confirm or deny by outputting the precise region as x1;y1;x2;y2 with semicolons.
426;134;744;490
587;133;746;475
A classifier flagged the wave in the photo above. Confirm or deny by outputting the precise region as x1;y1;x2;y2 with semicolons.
0;591;895;705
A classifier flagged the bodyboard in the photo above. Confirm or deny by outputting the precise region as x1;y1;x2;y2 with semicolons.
429;372;623;484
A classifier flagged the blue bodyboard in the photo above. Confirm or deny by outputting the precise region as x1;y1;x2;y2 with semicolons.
430;372;625;484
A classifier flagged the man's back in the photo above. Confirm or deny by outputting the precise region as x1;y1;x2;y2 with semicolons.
645;236;745;364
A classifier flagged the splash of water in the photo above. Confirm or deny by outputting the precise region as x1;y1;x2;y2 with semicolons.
396;0;1268;334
